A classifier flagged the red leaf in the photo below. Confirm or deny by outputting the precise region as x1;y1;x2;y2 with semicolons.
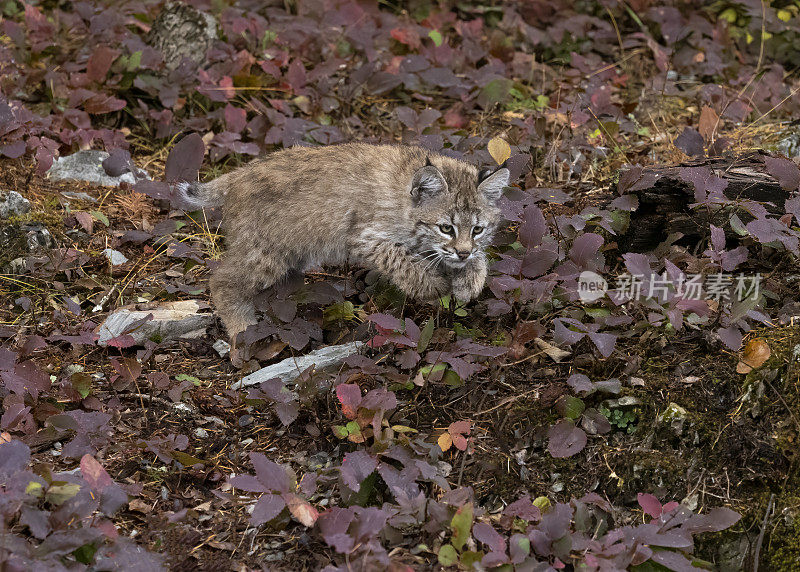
336;384;362;419
637;493;663;518
75;211;93;234
87;46;119;82
80;454;114;491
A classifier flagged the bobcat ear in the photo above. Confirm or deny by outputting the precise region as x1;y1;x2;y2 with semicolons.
478;167;510;201
411;165;447;203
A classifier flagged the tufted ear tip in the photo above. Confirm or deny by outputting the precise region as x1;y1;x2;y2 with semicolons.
477;167;510;201
411;164;447;203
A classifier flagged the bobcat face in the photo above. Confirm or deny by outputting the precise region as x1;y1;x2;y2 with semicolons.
409;161;509;269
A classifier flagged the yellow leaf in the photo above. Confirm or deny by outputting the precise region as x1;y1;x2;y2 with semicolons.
777;9;791;22
737;338;771;374
488;137;511;165
438;432;453;452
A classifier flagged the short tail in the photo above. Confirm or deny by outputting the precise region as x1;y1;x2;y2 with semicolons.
175;179;226;210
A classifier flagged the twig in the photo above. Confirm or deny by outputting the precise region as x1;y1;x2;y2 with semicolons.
752;493;774;572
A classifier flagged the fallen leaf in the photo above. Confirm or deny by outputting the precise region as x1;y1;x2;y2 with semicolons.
488;137;511;165
737;338;771;374
534;338;571;362
698;105;719;142
128;499;152;514
438;432;453;452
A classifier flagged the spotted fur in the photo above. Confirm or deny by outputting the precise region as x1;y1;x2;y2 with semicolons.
178;143;510;345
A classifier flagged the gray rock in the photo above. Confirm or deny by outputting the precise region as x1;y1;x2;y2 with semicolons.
775;127;800;158
96;300;214;346
47;150;149;187
0;190;30;218
212;339;231;357
146;2;218;71
102;248;129;266
232;341;365;389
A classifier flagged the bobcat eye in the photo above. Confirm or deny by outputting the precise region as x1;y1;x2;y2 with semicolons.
472;226;484;236
438;224;454;235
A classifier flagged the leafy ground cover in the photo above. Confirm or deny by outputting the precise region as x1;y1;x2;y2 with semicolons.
2;0;800;569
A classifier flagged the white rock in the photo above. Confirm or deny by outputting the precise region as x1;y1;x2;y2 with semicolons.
47;150;150;187
232;341;365;389
0;190;30;218
96;299;213;346
102;248;129;266
212;339;231;357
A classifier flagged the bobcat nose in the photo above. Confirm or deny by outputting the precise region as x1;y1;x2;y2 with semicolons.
456;250;470;260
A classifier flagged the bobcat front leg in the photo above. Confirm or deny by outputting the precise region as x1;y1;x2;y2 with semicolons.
451;254;488;303
354;237;449;301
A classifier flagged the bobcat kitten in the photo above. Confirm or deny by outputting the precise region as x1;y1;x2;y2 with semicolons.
177;143;510;345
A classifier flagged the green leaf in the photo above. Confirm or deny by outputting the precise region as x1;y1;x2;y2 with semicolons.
730;213;748;236
439;294;452;309
345;421;361;435
171;451;205;467
460;550;485;568
454;307;468;317
418;318;435;352
557;395;586;420
25;481;43;497
428;29;443;46
420;362;447;377
438;543;458;567
347;470;377;507
585;307;611;319
450;502;473;551
70;372;93;398
332;425;349;439
442;369;463;387
90;210;109;227
478;78;513;109
46;483;82;505
73;543;98;565
533;496;551;513
323;301;356;325
515;535;531;556
175;374;201;384
126;50;142;71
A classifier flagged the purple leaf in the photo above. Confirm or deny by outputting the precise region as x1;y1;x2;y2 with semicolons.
250;453;292;493
340;450;378;492
102;149;132;177
360;388;397;411
0;439;30;478
367;313;401;331
473;522;506;553
229;474;272;493
519;204;546;248
710;224;725;252
674;127;704;157
503;496;540;521
581;408;612;435
250;493;285;525
717;326;743;351
318;507;355;542
567;373;593;396
275;403;299;427
521;246;558;278
553;319;586;345
587;332;616;358
547;420;587;458
165;133;205;183
569;233;603;267
764;156;800;191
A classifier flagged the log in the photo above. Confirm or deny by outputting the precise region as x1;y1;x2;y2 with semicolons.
618;151;794;252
